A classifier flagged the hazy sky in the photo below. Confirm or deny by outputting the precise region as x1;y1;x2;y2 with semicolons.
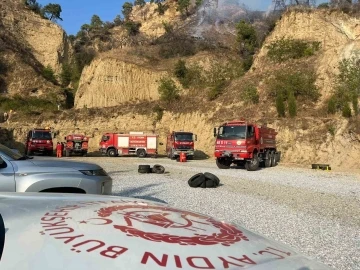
37;0;328;35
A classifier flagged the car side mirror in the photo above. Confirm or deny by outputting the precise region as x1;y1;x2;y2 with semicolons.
213;128;217;137
0;157;7;169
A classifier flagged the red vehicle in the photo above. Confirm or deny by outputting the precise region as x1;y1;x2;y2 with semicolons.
214;120;281;171
166;131;197;160
64;134;89;157
25;128;53;156
99;132;158;157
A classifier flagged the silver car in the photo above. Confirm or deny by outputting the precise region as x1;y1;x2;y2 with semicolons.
0;144;112;194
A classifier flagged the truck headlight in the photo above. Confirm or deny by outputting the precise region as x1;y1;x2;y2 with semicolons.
80;169;108;176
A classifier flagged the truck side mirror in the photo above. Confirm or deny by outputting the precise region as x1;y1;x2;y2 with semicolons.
213;128;217;137
195;135;197;141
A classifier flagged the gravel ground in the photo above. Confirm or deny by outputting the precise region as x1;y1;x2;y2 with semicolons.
71;156;359;270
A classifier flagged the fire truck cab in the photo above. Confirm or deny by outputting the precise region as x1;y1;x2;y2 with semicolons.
166;131;197;160
25;128;53;156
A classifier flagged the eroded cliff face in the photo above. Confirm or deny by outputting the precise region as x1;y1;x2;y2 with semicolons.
253;10;360;101
0;0;72;97
74;58;167;109
0;0;72;74
132;2;181;38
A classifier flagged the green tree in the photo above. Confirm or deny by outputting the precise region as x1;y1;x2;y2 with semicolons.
42;65;57;84
24;0;42;14
236;20;258;70
122;2;133;21
177;0;190;15
80;24;91;33
195;0;203;7
42;3;63;22
174;60;187;79
276;92;286;117
90;15;103;29
288;92;297;118
342;103;352;118
124;21;141;36
155;2;168;15
114;15;122;26
330;57;360;116
60;63;72;87
135;0;146;7
158;78;180;102
68;35;76;43
327;97;337;114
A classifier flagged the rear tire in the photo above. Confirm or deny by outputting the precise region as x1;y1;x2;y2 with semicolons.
245;153;259;171
216;158;231;169
107;149;116;157
137;149;147;158
270;151;276;167
170;149;176;160
264;152;271;168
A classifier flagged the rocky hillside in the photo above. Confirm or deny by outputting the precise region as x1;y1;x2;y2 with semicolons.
1;3;360;170
0;0;71;97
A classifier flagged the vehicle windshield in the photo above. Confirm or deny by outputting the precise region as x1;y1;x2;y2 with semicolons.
32;131;52;140
217;126;246;139
101;135;110;141
0;144;25;160
174;133;193;141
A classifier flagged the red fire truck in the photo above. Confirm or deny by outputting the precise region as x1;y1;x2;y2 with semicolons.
64;134;89;157
25;128;53;156
99;132;158;157
214;120;281;171
166;131;197;160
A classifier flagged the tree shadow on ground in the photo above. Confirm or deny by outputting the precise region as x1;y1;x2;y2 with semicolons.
112;184;168;204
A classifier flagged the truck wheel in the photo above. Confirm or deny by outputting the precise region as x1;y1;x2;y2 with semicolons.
245;154;259;171
216;158;231;169
137;149;147;158
26;149;32;156
270;151;277;167
107;149;116;157
264;152;271;168
170;149;176;160
82;152;87;157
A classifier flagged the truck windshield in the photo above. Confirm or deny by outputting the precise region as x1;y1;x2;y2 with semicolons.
175;134;193;141
217;126;246;139
32;131;52;140
101;136;110;141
